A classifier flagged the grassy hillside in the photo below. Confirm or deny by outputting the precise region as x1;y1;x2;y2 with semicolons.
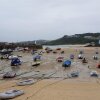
45;33;100;45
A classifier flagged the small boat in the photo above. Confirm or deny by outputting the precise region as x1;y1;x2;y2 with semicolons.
70;54;74;59
33;55;41;62
53;51;57;54
17;79;36;86
90;71;98;77
95;51;99;54
8;55;18;60
56;57;64;62
0;56;5;60
0;90;24;99
32;62;40;66
61;51;64;54
97;64;100;68
56;48;61;50
17;55;22;57
78;54;83;59
0;55;9;60
45;47;51;51
49;49;53;52
82;58;88;63
93;56;98;60
11;58;22;66
46;51;50;53
3;72;16;78
62;60;71;68
79;50;84;54
70;72;79;77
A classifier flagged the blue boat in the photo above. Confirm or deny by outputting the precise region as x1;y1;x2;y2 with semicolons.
11;58;21;66
62;60;71;67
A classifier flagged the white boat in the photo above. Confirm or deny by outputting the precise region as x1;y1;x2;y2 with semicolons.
17;79;36;86
8;55;18;60
90;71;98;77
0;90;24;99
3;72;16;78
78;54;83;59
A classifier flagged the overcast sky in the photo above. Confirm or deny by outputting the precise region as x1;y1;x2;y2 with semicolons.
0;0;100;42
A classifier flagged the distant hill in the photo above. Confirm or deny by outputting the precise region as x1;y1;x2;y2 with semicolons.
0;33;100;47
17;40;49;45
44;33;100;45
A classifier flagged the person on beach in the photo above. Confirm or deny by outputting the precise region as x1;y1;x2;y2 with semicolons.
93;55;98;60
82;58;88;63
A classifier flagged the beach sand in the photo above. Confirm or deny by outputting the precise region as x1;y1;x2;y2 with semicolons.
0;45;100;100
0;79;100;100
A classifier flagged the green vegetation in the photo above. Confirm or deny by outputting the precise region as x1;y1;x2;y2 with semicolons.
45;33;100;45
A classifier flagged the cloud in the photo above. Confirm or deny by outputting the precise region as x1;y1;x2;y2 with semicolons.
0;0;100;42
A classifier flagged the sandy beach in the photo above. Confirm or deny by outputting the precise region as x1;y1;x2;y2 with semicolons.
0;45;100;100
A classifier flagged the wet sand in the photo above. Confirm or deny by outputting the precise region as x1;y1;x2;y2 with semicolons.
0;45;100;100
0;79;100;100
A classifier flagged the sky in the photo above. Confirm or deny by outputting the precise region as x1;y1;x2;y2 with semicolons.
0;0;100;42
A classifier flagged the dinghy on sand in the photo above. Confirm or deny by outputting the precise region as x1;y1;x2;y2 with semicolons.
62;60;71;68
70;71;79;78
32;62;40;66
17;79;36;86
11;57;22;66
90;71;98;77
56;57;64;62
78;54;83;59
0;90;24;99
70;54;74;59
61;51;64;54
56;48;61;50
82;58;88;63
3;72;16;78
